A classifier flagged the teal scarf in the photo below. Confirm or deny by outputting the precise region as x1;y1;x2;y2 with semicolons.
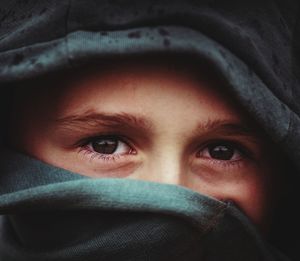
0;149;289;260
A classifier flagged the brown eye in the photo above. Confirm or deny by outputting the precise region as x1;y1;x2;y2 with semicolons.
91;138;119;154
197;142;244;161
87;136;133;156
208;144;235;160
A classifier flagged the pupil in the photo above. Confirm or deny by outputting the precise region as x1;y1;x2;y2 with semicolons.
209;144;234;160
92;139;118;154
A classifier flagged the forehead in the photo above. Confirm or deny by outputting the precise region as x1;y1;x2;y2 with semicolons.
13;54;248;125
42;57;238;115
10;54;273;152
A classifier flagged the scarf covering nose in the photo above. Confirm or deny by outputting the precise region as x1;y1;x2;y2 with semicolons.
0;149;289;261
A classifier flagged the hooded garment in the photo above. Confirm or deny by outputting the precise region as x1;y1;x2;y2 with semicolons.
0;1;300;260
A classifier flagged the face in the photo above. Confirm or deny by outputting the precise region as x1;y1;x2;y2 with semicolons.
10;59;279;233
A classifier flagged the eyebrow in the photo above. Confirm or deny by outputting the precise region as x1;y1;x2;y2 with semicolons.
55;111;261;139
55;111;154;132
195;118;260;138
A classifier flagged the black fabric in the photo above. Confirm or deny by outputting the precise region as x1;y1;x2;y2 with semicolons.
0;1;299;260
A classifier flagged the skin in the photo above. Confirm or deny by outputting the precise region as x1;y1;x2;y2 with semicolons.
10;58;279;233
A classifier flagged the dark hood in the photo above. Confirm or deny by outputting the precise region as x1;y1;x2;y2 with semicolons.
0;1;299;260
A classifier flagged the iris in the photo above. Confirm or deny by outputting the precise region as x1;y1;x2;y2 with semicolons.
208;144;234;160
91;138;119;154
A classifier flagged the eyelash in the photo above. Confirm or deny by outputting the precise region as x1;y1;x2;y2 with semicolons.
197;140;252;166
78;135;252;168
198;152;246;170
79;147;130;162
78;135;135;163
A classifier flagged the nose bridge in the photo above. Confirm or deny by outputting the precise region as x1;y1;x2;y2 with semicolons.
143;147;185;186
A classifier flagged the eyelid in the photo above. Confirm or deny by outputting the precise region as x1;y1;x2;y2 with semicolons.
77;134;138;165
87;137;132;155
79;137;136;165
191;139;256;173
75;133;134;149
198;157;246;171
196;139;254;159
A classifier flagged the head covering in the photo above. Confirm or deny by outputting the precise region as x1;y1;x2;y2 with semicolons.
0;0;299;260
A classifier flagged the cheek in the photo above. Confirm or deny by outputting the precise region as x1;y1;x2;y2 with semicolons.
188;168;274;232
229;177;271;228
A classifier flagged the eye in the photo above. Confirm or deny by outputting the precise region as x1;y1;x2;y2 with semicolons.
88;136;132;155
197;142;244;161
76;134;138;166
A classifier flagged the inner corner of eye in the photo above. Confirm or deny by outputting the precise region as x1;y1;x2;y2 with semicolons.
129;148;138;155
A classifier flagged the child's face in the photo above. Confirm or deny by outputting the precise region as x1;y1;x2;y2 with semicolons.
11;60;278;232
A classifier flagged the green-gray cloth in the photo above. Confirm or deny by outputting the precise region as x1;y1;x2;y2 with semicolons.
0;1;300;260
